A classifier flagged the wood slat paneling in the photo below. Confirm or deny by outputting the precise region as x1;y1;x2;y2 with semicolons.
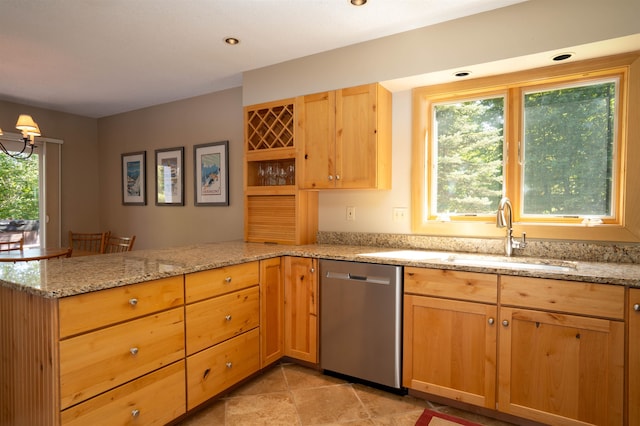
0;286;59;426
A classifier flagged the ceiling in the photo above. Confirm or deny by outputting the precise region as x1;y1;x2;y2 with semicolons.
0;0;527;118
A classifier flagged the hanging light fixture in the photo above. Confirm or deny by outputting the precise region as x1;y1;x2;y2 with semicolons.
0;114;42;159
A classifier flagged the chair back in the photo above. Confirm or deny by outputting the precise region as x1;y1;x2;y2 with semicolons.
69;231;109;256
104;235;136;254
0;232;24;252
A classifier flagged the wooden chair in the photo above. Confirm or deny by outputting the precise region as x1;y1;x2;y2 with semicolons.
0;232;24;252
103;235;136;254
69;231;109;256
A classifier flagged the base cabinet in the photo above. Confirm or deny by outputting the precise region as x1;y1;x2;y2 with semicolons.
184;262;261;410
404;268;626;426
403;268;498;408
628;288;640;425
260;257;285;367
283;256;318;363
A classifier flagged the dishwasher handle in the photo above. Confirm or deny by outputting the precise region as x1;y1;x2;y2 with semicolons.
325;271;391;285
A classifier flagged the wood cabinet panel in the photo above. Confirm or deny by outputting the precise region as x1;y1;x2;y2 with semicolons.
501;275;625;319
59;275;184;338
185;261;259;303
59;307;185;409
283;256;318;363
260;257;284;367
404;267;497;303
403;294;497;408
498;307;624;425
186;286;259;355
61;361;185;426
298;83;391;190
629;288;640;425
186;328;260;410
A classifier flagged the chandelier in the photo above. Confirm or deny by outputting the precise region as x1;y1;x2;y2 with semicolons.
0;114;42;160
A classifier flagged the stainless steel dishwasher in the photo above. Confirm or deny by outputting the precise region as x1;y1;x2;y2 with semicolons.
319;259;404;391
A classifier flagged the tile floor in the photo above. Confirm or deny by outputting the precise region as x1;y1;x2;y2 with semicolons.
177;362;516;426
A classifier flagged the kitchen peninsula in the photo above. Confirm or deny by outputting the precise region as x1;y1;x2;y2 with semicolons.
2;240;639;426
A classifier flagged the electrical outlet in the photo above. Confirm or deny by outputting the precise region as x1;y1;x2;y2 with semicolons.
346;206;356;221
393;207;408;223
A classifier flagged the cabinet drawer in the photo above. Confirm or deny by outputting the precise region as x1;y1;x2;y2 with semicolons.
61;361;185;426
60;307;185;409
185;261;259;303
59;275;184;338
500;276;624;319
404;267;497;304
186;286;259;355
187;328;260;410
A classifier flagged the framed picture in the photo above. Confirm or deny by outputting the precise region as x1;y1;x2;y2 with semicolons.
155;147;184;206
121;151;147;205
194;140;229;206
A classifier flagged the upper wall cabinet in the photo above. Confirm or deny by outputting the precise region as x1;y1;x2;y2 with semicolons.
297;83;392;190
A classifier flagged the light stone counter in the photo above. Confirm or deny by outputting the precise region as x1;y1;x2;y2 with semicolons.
1;240;640;298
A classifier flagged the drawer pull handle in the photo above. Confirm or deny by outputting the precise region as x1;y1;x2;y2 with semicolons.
225;276;232;283
130;347;139;356
225;315;232;321
502;320;509;327
226;362;233;369
131;409;140;417
129;298;138;306
634;303;640;312
488;318;495;325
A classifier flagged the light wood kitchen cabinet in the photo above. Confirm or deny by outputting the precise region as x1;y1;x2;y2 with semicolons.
184;262;261;410
628;288;640;425
244;98;318;244
297;83;391;190
403;268;498;409
283;256;318;363
58;275;186;423
498;275;625;426
260;257;285;367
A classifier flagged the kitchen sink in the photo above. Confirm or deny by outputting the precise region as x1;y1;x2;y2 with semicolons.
357;250;577;272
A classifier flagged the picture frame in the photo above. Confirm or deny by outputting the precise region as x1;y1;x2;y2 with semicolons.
121;151;147;205
155;147;184;206
194;140;229;206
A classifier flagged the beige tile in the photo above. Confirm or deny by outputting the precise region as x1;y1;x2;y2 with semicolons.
292;384;370;425
283;363;347;390
353;383;428;417
225;392;300;425
178;399;225;425
229;365;288;396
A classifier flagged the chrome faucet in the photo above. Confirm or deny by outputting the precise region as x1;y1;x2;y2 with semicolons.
496;197;526;257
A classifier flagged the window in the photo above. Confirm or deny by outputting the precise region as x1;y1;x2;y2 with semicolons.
412;53;639;241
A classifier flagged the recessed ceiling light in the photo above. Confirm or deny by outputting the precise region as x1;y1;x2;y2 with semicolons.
454;71;471;77
351;0;367;5
224;37;240;45
552;53;573;61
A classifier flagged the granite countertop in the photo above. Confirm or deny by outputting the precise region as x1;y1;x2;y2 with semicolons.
1;240;639;298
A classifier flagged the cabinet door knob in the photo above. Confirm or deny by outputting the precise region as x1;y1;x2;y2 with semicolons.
634;303;640;312
131;409;140;417
226;362;233;369
488;318;495;325
310;268;315;273
502;320;509;327
225;276;232;283
335;174;341;180
328;175;334;181
130;347;139;356
225;315;232;321
129;298;138;306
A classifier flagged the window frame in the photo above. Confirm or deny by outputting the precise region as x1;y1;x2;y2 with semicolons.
411;52;640;242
